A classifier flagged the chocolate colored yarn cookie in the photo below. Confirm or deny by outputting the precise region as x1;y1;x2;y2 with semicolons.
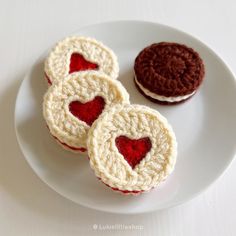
134;42;205;104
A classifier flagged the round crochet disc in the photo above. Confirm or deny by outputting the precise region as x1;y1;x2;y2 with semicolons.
44;36;119;84
43;71;129;153
87;104;177;194
134;42;205;103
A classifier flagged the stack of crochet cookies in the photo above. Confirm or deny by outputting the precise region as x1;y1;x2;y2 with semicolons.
43;36;204;195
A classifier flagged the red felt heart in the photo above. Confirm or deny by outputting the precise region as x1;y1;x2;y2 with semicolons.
69;53;99;73
69;96;105;126
115;136;152;169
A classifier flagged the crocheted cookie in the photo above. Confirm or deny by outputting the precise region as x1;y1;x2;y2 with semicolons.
134;42;205;104
43;71;129;153
87;104;177;194
44;36;119;85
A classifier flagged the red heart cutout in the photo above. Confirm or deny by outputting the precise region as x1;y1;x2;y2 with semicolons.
115;136;152;169
69;96;105;126
69;53;99;73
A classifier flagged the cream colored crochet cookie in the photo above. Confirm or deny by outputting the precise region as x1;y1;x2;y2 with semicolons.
43;71;129;153
87;104;177;194
44;36;119;84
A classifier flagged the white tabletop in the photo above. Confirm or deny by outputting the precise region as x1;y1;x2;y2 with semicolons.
1;0;236;235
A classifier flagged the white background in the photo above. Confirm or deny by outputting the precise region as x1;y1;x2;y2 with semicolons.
1;0;236;235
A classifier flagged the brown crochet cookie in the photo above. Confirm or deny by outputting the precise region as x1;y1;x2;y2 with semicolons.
134;42;205;104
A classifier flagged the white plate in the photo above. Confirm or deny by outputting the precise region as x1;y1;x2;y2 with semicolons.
15;21;236;214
